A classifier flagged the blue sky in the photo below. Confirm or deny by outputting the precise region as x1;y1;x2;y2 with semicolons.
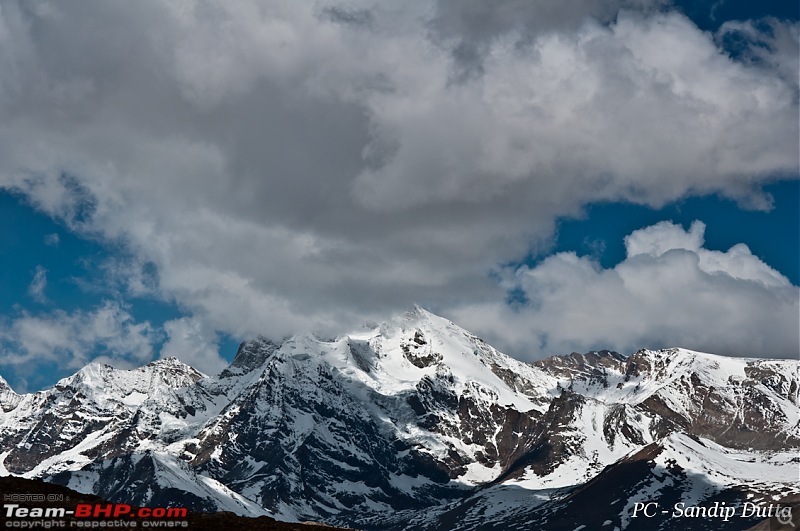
0;0;797;392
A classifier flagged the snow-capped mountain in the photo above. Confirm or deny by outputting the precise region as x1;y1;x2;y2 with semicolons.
0;308;797;530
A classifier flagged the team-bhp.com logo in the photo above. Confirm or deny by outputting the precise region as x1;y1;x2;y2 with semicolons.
4;503;188;528
73;505;186;519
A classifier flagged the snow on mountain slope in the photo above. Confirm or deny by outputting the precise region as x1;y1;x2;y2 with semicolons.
385;432;800;531
176;308;562;520
0;358;209;476
0;358;274;517
340;308;554;411
534;347;800;449
48;452;270;517
0;308;797;530
637;433;799;509
0;375;20;412
64;357;206;403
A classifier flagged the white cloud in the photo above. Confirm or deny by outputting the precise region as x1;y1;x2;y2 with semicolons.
354;11;797;211
159;317;227;376
448;221;799;359
43;232;59;246
0;301;157;370
717;17;799;86
625;220;790;287
27;265;48;303
624;220;706;257
0;1;795;365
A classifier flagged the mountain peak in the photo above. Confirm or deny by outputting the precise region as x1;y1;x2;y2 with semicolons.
0;312;796;530
402;304;429;319
0;373;15;393
147;356;205;374
55;357;204;397
0;374;20;412
145;357;207;385
224;336;279;375
379;306;464;339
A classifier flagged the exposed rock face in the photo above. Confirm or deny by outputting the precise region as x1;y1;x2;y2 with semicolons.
0;376;20;413
0;309;797;530
393;432;800;531
1;358;205;475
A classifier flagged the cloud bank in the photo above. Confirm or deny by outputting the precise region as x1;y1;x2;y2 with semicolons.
451;221;799;359
0;0;796;367
0;301;156;374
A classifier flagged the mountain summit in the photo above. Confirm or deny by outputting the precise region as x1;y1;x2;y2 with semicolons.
0;309;797;530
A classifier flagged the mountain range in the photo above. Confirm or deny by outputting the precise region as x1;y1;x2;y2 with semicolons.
0;307;797;530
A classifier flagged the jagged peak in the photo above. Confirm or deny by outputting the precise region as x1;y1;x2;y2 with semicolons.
626;347;761;376
143;357;207;386
400;304;428;321
60;360;113;386
399;305;449;325
373;306;467;342
0;373;15;394
54;357;204;395
222;336;279;375
147;356;188;367
146;357;205;377
0;374;20;412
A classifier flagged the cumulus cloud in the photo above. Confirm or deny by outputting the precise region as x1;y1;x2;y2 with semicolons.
0;0;796;366
354;11;797;212
449;221;799;359
159;317;228;376
624;220;790;287
0;301;157;370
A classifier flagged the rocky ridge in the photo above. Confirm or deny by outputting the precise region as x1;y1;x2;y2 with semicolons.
0;308;797;530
